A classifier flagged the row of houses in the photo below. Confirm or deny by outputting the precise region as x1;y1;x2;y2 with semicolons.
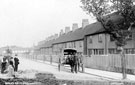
34;18;135;56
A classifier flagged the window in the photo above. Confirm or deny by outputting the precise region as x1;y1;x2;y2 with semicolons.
99;49;104;55
108;48;117;54
64;43;67;48
125;48;134;54
73;42;76;48
98;34;102;43
132;49;135;54
89;36;92;43
68;42;72;48
93;49;104;55
93;49;98;55
110;35;115;41
79;41;82;47
127;34;132;40
88;49;92;56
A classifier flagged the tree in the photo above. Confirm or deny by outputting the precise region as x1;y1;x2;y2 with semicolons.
81;0;135;79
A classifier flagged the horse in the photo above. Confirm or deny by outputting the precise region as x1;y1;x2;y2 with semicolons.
61;55;79;73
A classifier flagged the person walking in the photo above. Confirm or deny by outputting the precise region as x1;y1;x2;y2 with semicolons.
73;53;79;73
14;56;19;72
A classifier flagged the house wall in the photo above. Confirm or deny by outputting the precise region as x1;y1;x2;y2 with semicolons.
75;40;83;53
65;40;83;53
87;34;108;55
108;38;134;49
87;33;135;55
87;34;106;49
52;40;84;55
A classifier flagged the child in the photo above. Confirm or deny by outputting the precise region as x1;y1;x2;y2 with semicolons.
6;61;15;78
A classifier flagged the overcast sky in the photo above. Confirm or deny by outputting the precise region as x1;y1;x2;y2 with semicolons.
0;0;94;48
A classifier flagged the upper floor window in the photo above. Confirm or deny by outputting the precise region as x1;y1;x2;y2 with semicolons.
73;42;76;48
98;34;102;43
127;33;132;40
79;41;82;47
64;43;67;48
89;36;93;43
110;35;115;42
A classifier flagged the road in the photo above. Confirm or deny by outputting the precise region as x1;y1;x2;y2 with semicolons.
1;56;135;82
15;56;117;81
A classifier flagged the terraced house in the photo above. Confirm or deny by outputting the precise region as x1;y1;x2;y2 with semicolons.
35;18;135;57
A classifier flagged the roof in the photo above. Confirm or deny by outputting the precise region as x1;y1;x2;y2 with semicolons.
36;12;126;49
53;27;84;44
84;22;105;36
36;21;107;49
39;39;55;48
53;22;104;44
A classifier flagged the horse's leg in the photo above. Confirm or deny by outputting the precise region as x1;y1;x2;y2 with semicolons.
70;64;73;73
78;63;80;72
71;64;74;73
71;65;72;73
70;62;74;73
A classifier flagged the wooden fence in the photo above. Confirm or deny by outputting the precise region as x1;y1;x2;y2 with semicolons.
84;54;135;74
23;54;135;74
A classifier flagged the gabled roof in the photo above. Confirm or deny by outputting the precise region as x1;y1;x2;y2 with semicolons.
53;27;84;44
36;22;106;49
36;12;125;49
39;39;55;48
53;22;104;44
84;22;104;36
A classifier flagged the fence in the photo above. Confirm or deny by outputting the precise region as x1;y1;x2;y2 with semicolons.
84;54;135;74
23;54;135;74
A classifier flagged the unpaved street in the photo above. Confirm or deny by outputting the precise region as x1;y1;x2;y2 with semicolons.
17;57;112;81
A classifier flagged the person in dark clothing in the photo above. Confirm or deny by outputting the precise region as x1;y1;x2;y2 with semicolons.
14;57;19;72
1;58;7;73
69;55;74;73
73;53;79;73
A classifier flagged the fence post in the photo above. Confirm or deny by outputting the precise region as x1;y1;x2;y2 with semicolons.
118;47;127;79
82;55;85;73
121;50;127;79
50;55;52;64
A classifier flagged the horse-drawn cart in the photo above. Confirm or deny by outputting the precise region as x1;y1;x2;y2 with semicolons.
58;48;80;73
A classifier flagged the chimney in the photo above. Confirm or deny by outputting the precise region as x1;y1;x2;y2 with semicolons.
48;36;51;41
65;27;70;33
82;19;89;28
50;35;53;40
59;29;64;36
46;37;48;41
54;34;58;39
72;23;78;31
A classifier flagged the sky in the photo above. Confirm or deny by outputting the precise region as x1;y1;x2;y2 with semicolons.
0;0;94;48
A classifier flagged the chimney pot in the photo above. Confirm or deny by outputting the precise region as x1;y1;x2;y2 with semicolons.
82;19;89;28
65;27;70;33
59;29;64;36
72;23;78;31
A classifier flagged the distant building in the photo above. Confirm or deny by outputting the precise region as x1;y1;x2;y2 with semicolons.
0;46;32;55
